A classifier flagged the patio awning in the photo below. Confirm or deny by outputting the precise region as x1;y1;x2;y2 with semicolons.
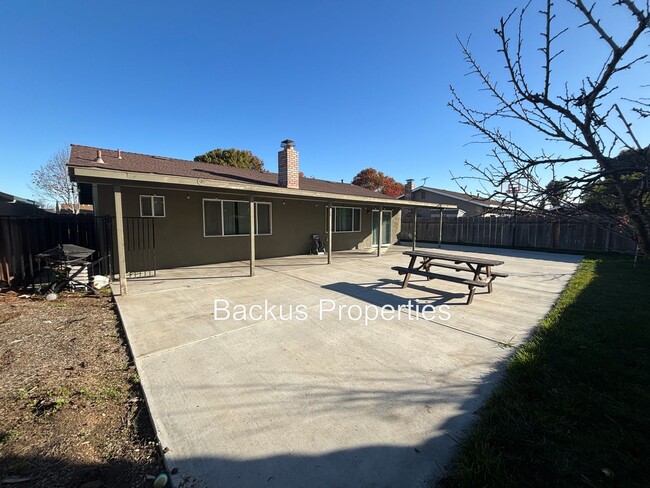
69;165;454;210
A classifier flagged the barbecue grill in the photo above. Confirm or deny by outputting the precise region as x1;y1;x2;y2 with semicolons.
36;244;110;297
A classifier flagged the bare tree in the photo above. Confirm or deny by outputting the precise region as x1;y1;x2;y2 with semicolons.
31;147;79;214
449;0;650;252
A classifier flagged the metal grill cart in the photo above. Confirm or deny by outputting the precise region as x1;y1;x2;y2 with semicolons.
36;244;110;299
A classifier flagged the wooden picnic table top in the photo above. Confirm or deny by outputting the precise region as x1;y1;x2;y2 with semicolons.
403;250;504;267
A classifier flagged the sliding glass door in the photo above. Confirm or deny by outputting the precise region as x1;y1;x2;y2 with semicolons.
371;210;392;247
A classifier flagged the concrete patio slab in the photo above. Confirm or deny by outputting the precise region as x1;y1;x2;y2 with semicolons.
115;244;582;487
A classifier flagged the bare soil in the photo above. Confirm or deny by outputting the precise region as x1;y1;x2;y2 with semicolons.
0;291;164;487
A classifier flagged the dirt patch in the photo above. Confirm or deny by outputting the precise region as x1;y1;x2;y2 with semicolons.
0;291;164;487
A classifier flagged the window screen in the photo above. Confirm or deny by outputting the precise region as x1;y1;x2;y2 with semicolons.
256;203;271;235
223;201;251;235
140;196;153;217
140;195;165;217
203;200;222;236
203;200;272;236
334;207;361;232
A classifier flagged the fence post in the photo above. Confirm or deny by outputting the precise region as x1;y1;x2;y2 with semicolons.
113;186;128;295
412;207;417;251
551;219;559;249
604;223;612;252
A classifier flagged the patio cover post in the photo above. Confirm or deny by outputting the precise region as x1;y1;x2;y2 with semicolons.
327;203;332;264
113;186;128;296
249;198;255;276
412;206;417;251
377;205;383;257
438;208;443;248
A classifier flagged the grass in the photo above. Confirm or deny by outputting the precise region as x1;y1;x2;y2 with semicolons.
441;255;650;488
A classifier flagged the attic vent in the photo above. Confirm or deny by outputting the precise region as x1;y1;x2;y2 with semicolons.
94;150;105;164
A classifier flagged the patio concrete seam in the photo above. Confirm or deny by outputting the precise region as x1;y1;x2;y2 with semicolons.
132;295;364;360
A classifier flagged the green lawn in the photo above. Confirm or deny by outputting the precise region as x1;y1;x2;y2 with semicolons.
440;255;650;488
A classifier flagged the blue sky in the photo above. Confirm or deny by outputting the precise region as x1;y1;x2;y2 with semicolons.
1;0;648;200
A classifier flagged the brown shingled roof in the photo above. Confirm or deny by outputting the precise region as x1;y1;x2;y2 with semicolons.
417;186;512;208
68;145;397;201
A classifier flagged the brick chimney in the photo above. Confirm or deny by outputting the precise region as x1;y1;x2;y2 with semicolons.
404;179;414;200
278;139;299;189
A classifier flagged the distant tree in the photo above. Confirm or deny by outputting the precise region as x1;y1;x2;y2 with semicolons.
194;148;264;171
352;167;404;197
381;179;406;198
449;0;650;251
543;179;570;209
581;147;650;219
31;147;79;213
352;168;384;191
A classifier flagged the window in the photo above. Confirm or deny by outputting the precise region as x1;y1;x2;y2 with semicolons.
203;200;223;236
255;203;271;235
203;199;272;237
333;207;361;233
140;195;165;217
223;201;250;235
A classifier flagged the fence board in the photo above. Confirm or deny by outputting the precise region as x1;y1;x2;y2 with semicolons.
0;215;113;285
400;216;637;253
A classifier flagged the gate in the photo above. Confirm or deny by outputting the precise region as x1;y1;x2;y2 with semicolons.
123;217;156;278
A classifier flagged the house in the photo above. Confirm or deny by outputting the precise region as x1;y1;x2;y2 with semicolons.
67;141;452;294
401;181;515;217
57;203;95;214
0;190;46;216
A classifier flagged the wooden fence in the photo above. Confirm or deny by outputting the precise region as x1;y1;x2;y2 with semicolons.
400;216;637;253
0;215;113;285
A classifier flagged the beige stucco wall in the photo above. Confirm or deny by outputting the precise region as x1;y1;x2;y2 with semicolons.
96;185;401;270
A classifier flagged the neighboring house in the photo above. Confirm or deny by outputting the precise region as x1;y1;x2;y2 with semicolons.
401;182;515;217
67;141;450;286
59;203;94;214
42;204;94;214
0;190;46;216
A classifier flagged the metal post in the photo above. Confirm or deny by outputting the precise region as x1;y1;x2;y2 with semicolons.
377;206;383;257
113;186;128;296
412;207;417;251
91;184;99;216
438;208;443;248
327;204;333;264
249;198;255;276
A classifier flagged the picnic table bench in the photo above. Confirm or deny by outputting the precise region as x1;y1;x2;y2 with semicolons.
392;250;508;304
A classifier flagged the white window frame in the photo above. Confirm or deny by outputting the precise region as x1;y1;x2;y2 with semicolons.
202;198;223;237
139;195;166;218
332;206;362;233
253;201;273;236
202;198;272;237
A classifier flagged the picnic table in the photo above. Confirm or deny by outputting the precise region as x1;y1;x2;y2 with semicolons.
392;250;508;304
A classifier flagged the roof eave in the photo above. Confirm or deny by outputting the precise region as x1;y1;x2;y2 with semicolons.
416;186;513;208
69;166;455;209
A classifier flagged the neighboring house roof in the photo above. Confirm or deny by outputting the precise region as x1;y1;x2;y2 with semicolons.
408;186;514;209
58;203;94;214
68;145;398;202
0;190;46;216
0;190;38;205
